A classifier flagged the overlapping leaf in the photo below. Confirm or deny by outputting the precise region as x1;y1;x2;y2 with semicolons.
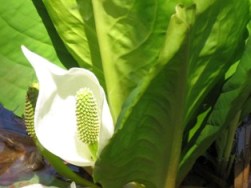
91;0;195;119
42;0;104;83
179;1;250;183
94;1;249;187
94;5;194;187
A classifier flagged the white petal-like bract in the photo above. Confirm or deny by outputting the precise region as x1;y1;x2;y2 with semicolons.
21;46;114;166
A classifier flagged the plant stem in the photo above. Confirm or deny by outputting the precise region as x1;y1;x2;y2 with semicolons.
36;140;99;188
218;110;241;178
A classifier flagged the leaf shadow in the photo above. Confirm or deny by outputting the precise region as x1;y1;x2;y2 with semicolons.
32;0;79;69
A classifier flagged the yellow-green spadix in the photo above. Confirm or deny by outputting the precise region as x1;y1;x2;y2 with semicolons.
21;45;114;167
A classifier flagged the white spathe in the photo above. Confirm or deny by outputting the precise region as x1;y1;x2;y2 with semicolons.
21;46;114;167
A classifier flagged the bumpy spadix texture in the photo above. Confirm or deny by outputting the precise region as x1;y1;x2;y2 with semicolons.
24;83;39;138
21;46;114;167
76;88;99;144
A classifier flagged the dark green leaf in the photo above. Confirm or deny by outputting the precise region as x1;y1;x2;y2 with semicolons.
179;4;250;182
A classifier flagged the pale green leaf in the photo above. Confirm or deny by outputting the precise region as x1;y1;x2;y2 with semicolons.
42;0;104;83
94;1;249;187
0;0;74;116
92;0;193;120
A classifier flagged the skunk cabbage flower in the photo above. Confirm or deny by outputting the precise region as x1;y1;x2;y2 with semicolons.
21;46;114;167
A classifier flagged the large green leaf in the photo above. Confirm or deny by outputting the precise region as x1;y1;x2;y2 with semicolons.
0;0;75;116
92;0;193;120
94;1;249;187
184;0;249;123
94;5;194;188
179;4;250;183
42;0;104;83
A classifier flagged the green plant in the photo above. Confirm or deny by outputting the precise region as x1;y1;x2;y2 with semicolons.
0;0;251;187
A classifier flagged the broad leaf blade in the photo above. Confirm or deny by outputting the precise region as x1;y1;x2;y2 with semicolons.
0;0;66;116
184;0;249;123
179;2;250;182
92;0;193;119
94;5;194;188
94;1;249;187
42;0;104;85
